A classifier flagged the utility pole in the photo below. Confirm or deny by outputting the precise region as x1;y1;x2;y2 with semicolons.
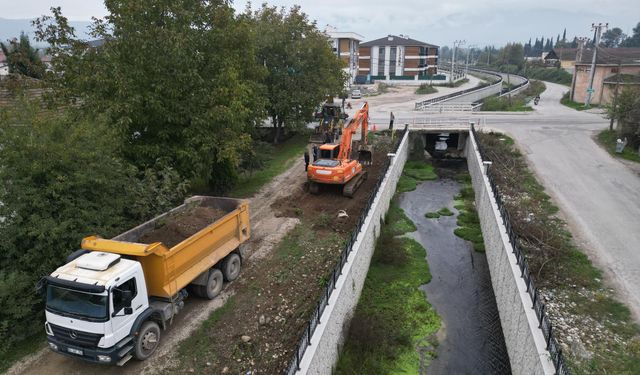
465;45;477;77
610;61;622;131
450;40;465;84
487;46;491;65
585;22;608;107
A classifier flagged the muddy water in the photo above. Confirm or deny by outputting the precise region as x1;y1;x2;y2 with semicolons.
398;172;511;375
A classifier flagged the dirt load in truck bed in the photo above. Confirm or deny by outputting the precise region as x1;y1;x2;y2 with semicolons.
139;206;227;247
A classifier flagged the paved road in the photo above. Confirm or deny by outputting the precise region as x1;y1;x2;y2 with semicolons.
364;81;640;322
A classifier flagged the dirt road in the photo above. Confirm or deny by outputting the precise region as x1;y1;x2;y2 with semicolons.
7;159;307;375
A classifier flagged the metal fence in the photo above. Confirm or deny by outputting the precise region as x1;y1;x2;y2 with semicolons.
283;127;407;375
471;124;570;375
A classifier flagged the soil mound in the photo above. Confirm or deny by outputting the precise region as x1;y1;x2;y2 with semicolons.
139;206;226;247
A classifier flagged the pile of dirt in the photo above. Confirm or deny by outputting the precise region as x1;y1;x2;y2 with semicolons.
139;206;227;248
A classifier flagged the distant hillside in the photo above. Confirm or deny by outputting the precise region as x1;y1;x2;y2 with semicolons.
0;17;92;47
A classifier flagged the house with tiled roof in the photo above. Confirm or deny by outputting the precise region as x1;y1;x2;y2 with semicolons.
357;35;439;82
570;47;640;104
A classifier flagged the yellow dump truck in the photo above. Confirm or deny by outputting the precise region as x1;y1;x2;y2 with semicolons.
39;196;250;365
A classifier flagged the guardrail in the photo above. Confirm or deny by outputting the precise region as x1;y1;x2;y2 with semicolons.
415;68;503;110
471;124;570;375
284;127;408;375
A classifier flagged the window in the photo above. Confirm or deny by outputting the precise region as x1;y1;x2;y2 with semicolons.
112;278;137;313
378;47;385;76
46;286;108;320
389;47;397;76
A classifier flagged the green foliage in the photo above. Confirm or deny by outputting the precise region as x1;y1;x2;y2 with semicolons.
444;77;469;88
397;175;417;192
453;176;484;252
404;160;437;181
499;43;525;69
0;103;186;358
34;2;265;188
415;84;437;95
230;134;309;197
250;4;345;143
523;66;572;85
425;212;440;219
481;95;532;112
0;32;45;78
607;86;640;149
336;204;439;374
437;207;454;216
620;22;640;47
386;203;417;236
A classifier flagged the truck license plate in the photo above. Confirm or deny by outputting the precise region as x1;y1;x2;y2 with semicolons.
68;347;83;355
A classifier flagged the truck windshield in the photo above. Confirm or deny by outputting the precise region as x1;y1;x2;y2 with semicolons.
46;285;108;321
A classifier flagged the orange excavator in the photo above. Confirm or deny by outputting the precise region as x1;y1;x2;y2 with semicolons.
307;102;373;197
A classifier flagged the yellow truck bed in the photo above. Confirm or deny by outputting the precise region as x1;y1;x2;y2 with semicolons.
81;196;250;298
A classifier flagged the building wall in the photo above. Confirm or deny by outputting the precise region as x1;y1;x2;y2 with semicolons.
573;64;640;104
357;44;439;79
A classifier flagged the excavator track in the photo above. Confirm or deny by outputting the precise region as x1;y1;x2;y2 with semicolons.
343;171;368;198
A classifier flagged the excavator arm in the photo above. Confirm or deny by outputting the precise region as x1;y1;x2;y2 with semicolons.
338;102;369;161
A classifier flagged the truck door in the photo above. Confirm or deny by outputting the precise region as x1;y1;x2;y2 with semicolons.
111;277;143;342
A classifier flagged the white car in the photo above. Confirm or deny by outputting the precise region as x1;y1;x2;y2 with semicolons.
351;89;362;99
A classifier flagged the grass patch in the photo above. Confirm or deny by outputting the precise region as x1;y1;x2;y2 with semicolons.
397;174;417;192
0;332;46;374
229;134;308;197
336;203;440;374
404;160;437;181
443;78;469;88
425;212;440;219
597;129;640;164
437;207;454;216
560;92;595;111
386;203;417;235
415;84;438;95
481;95;534;112
453;174;485;252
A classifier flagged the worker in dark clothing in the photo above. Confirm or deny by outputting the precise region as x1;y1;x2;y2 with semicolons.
312;145;318;161
304;151;310;171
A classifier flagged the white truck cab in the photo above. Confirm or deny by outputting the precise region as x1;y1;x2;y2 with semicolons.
42;251;166;365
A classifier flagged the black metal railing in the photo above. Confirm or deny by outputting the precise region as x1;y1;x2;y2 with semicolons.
283;127;408;375
471;124;570;375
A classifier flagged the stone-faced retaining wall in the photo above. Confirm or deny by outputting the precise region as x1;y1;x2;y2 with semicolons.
465;131;556;375
296;131;409;374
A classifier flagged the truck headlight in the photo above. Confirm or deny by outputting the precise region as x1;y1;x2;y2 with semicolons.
97;355;111;363
48;342;58;351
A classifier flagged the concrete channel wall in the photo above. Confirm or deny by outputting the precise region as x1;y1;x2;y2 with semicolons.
465;131;556;375
296;131;409;374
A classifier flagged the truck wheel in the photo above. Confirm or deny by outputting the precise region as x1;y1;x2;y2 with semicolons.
222;253;241;281
134;321;160;361
202;269;224;299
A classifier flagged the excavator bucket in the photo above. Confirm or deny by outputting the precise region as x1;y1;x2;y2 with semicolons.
357;144;373;166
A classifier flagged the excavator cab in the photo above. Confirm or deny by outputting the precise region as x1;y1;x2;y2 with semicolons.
319;144;340;160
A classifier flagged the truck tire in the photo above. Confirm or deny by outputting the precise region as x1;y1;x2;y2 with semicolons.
202;269;224;299
134;321;161;361
222;253;241;281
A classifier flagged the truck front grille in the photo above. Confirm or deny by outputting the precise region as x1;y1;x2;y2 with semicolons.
49;323;103;348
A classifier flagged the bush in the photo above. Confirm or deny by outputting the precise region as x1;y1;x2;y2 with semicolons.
523;66;572;85
0;103;187;357
415;83;437;95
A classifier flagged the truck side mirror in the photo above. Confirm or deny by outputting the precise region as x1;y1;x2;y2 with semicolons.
124;307;133;315
35;278;46;297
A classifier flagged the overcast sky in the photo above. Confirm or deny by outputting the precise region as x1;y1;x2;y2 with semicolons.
0;0;638;46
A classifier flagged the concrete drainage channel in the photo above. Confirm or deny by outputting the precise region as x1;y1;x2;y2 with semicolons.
288;127;561;375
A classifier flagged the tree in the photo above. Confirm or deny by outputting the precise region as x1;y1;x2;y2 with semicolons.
34;1;265;192
621;22;640;47
601;27;626;47
249;4;345;144
608;86;640;148
0;101;187;355
562;28;567;43
0;32;45;78
500;43;525;69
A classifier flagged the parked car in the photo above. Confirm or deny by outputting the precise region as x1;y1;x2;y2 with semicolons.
351;89;362;99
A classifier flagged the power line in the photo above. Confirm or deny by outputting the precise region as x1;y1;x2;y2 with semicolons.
586;22;608;106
